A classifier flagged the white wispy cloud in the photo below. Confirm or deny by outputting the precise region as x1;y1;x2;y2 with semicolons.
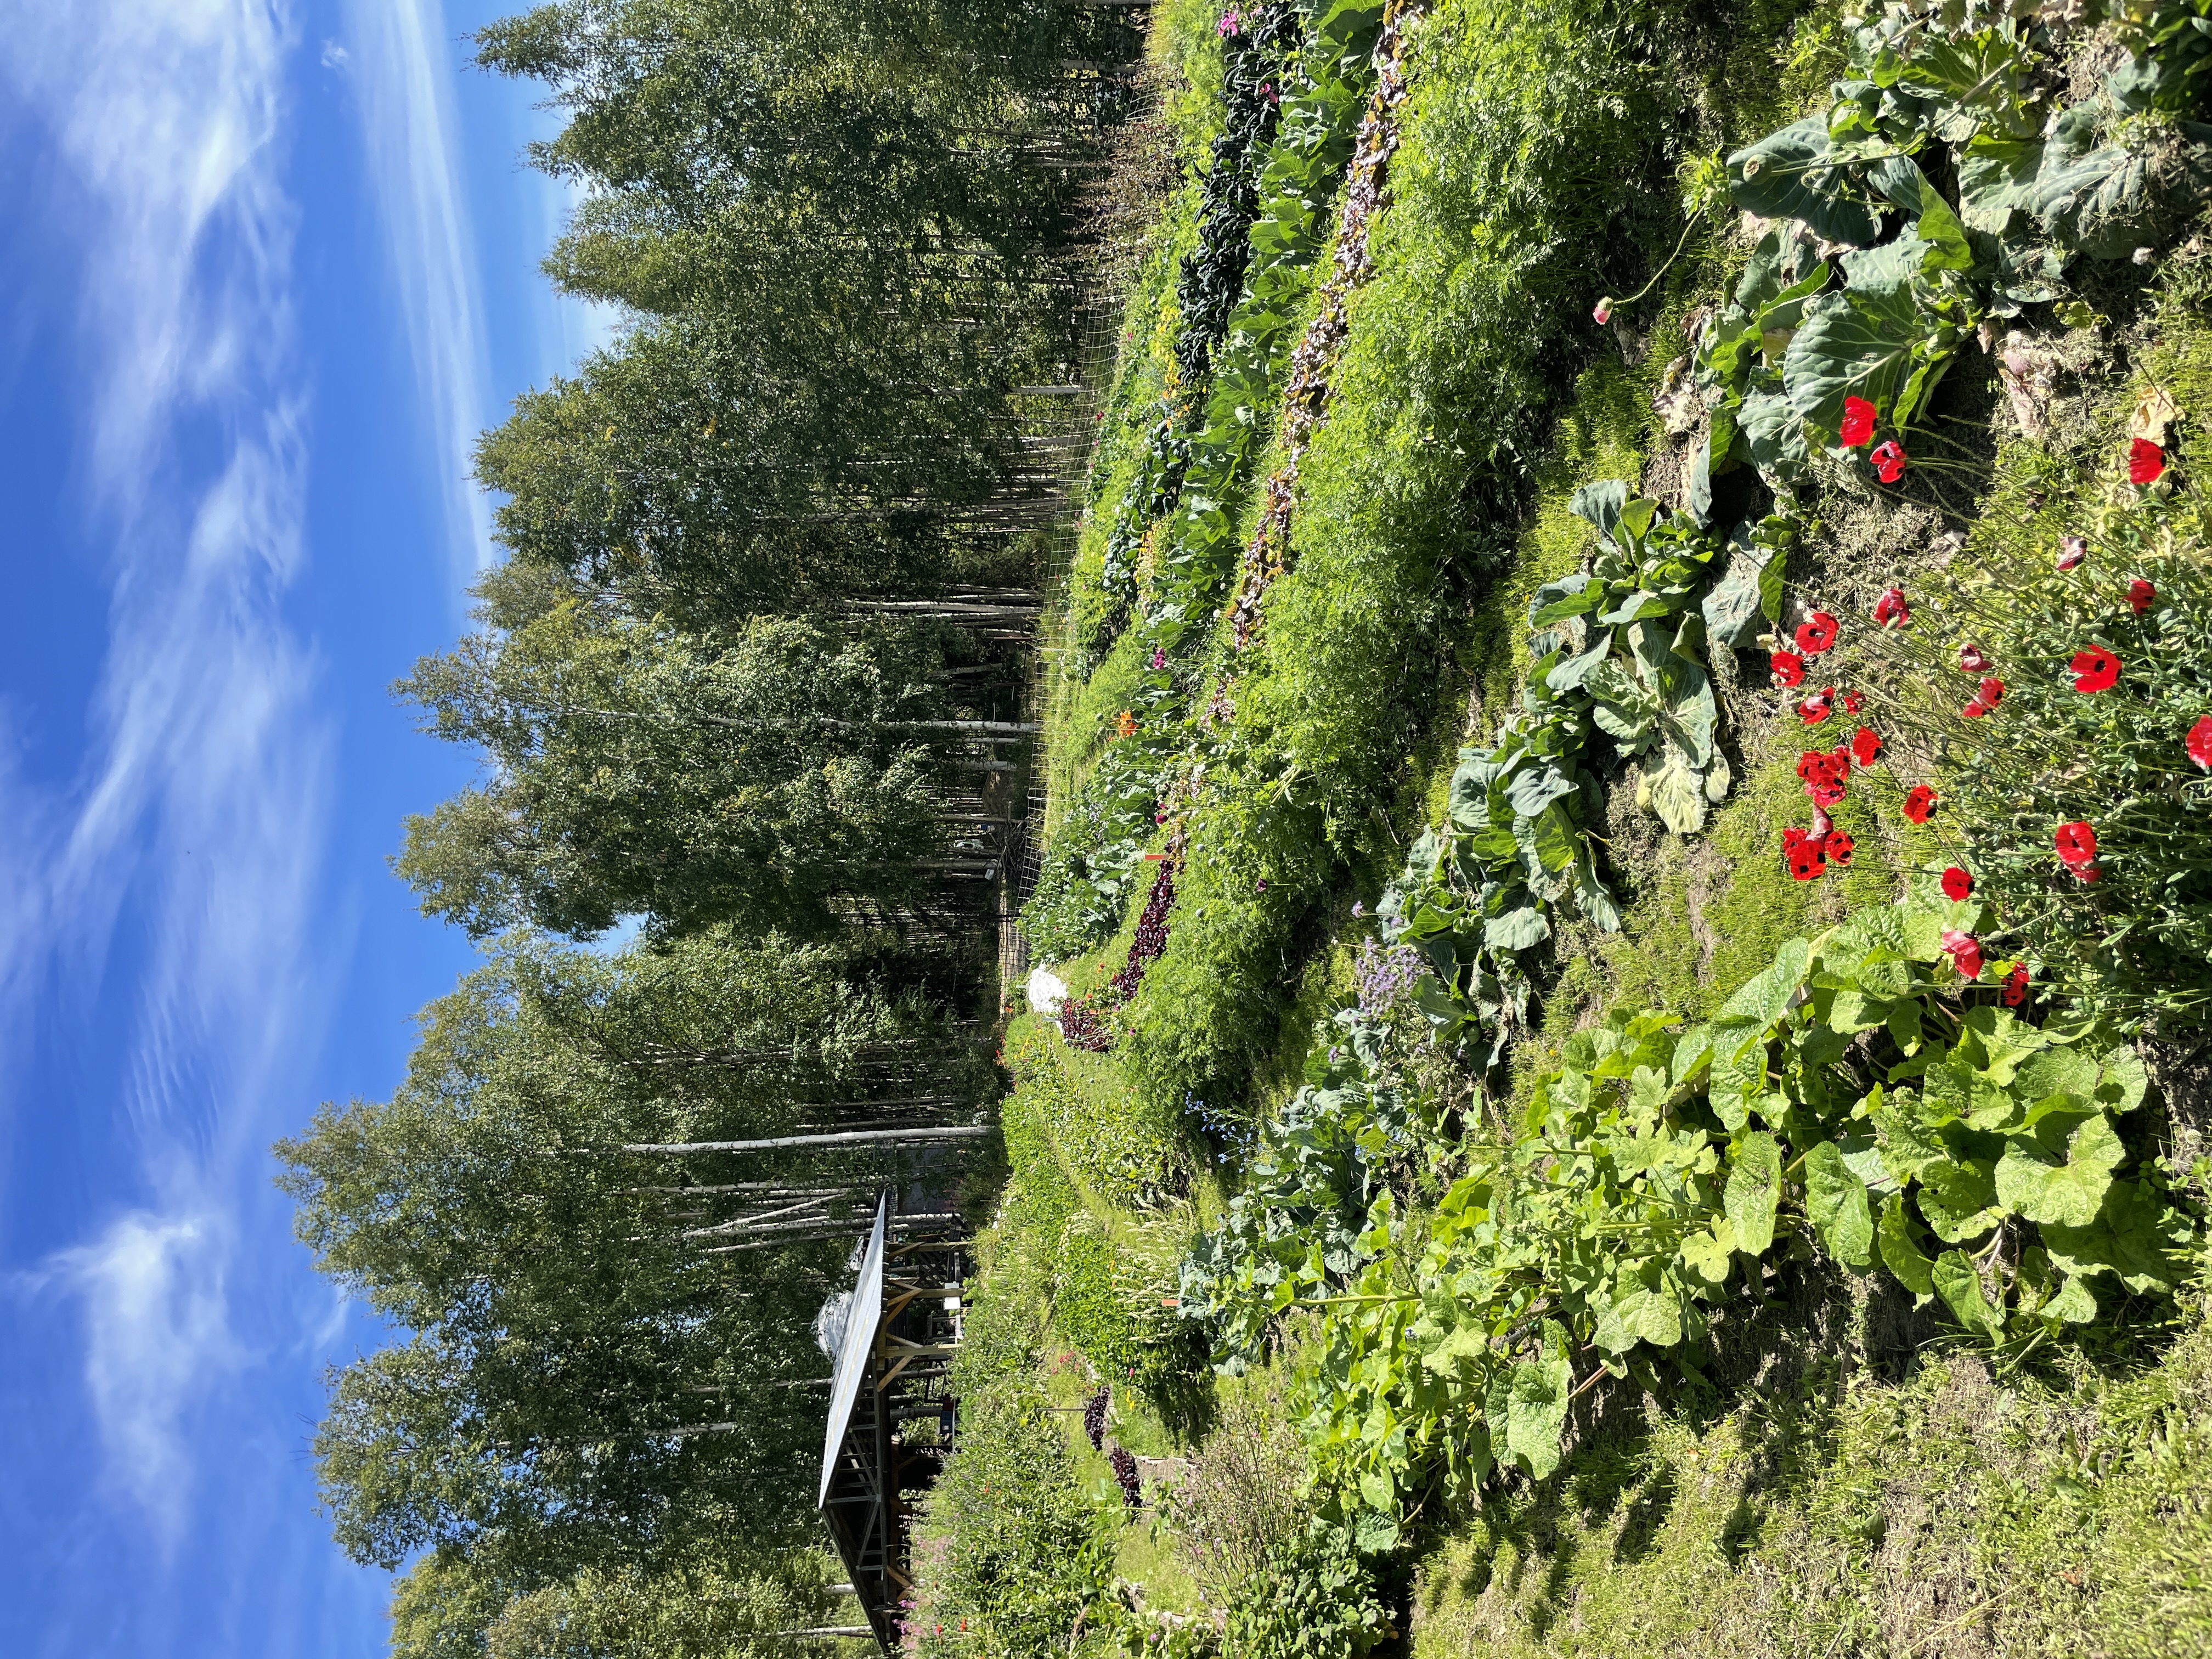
339;0;498;583
43;1212;244;1535
0;0;336;1541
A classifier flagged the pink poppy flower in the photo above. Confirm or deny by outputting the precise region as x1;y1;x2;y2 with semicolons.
1957;643;1990;674
1940;928;1984;979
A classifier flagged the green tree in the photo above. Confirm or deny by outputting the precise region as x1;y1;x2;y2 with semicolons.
394;609;956;939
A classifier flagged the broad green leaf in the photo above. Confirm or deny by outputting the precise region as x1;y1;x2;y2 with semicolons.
1877;1192;1936;1299
2030;108;2148;257
1828;990;1889;1034
1932;1249;2005;1342
1805;1141;1875;1268
1917;1156;2002;1243
1841;235;1934;297
1739;386;1808;482
1644;751;1709;836
1783;286;1925;437
1886;997;1923;1056
1547;631;1615;693
1485;906;1551;952
2046;1273;2098;1324
2096;1046;2148;1114
1502;1327;1573;1479
1726;116;1881;245
1717;937;1810;1028
1960;1007;2049;1085
1724;1131;1782;1255
2042;1180;2193;1293
1505;763;1576;819
2010;1046;2099;1114
1868;155;1973;270
1957;133;2042;233
1994;1111;2123;1228
1679;1221;1736;1284
1568;479;1629;544
1595;1277;1683;1354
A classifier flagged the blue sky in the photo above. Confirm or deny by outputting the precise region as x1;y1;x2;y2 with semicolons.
0;4;608;1652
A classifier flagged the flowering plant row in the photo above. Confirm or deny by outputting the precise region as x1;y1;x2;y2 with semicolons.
1179;900;2200;1546
1379;485;1790;1065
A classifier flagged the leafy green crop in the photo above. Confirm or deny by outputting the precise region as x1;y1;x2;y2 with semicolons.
1181;899;2199;1544
1379;483;1789;1063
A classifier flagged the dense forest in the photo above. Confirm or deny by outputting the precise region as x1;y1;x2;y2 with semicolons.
280;0;1143;1652
287;0;2212;1652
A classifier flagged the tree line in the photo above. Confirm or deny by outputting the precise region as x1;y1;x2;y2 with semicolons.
281;2;1141;1652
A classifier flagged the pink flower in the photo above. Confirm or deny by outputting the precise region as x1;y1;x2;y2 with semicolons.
1593;297;1612;325
1957;643;1990;674
2057;535;2087;572
1941;928;1984;979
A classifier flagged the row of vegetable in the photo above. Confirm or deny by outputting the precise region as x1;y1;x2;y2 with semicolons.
1167;0;2212;1547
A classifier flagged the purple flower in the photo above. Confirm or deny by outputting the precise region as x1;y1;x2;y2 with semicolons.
1150;648;1167;670
1351;900;1366;917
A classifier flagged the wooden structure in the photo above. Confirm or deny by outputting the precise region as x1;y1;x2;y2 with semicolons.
817;1195;968;1650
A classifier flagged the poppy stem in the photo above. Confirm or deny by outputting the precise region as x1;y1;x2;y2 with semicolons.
1612;209;1708;312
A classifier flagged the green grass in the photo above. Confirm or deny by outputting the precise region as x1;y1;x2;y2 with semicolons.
1411;1282;2212;1658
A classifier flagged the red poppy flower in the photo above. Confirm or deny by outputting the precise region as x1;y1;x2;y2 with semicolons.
1962;676;2005;718
1796;751;1834;785
1872;586;1909;628
1825;830;1856;866
1940;928;1984;980
2057;535;2087;572
1787;839;1828;881
2130;438;2166;485
1795;611;1839;655
2055;820;2098;867
2190;715;2212;770
1941;866;1973;902
1871;440;1909;482
1770;650;1807;689
1957;643;1990;674
2001;963;2030;1008
1782;826;1809;851
1809;778;1847;810
2070;648;2120;693
1850;726;1882;768
1904;785;1939;824
1840;396;1877;448
2130;578;2156;615
2072;862;2102;883
1841;689;1864;714
1799;688;1835;725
